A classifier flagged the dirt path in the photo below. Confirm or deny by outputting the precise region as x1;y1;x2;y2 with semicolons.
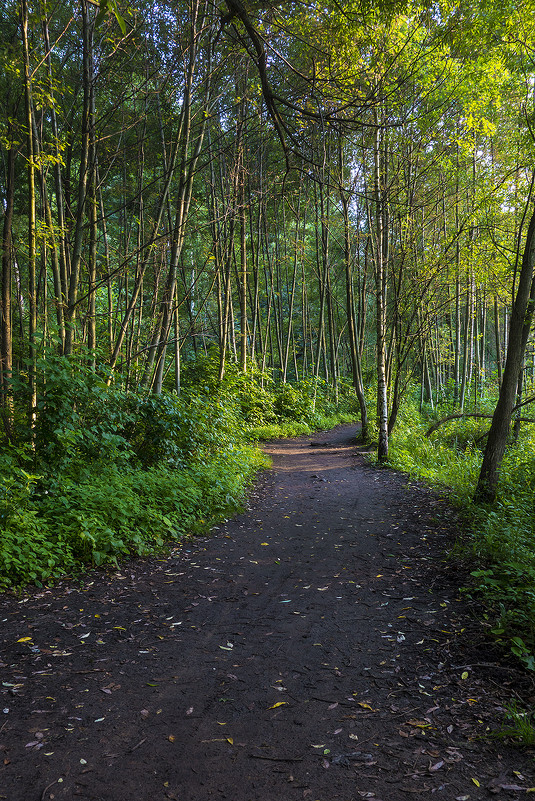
1;425;534;801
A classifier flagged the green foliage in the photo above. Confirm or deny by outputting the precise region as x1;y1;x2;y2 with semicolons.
493;701;535;746
0;352;357;589
388;396;482;502
389;392;535;671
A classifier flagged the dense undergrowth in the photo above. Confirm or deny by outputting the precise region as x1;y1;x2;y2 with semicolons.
0;351;358;590
389;391;535;670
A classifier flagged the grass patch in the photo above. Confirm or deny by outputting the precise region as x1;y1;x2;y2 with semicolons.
389;394;535;671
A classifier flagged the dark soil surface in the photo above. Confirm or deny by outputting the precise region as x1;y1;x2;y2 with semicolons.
2;424;535;801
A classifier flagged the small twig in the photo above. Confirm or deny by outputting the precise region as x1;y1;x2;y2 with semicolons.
249;754;303;762
128;737;146;753
73;669;106;674
41;781;57;801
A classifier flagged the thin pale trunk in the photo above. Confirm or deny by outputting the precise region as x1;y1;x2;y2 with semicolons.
341;191;368;440
21;0;37;423
373;123;388;461
42;11;70;320
87;159;97;367
282;193;301;382
1;138;15;440
64;0;93;356
494;297;502;386
174;306;180;394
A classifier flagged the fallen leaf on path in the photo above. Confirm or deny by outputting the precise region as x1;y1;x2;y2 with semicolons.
268;701;288;709
429;761;444;772
168;735;175;742
16;637;32;643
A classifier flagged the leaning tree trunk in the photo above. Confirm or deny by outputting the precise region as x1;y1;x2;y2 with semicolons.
475;203;535;503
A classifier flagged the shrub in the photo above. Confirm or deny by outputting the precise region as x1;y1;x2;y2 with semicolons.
0;350;357;589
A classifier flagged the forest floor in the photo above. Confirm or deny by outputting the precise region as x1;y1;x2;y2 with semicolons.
1;425;535;801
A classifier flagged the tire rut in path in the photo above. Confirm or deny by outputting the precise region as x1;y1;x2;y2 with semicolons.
0;424;534;801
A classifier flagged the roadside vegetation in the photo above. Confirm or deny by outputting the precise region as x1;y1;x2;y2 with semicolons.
389;387;535;672
0;350;358;590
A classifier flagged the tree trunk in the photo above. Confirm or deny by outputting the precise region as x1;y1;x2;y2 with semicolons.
0;136;15;440
475;204;535;502
21;0;37;424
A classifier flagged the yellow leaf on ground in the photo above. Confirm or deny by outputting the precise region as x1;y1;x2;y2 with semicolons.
16;637;32;643
268;701;288;709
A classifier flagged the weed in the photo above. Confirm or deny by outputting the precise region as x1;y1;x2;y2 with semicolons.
493;701;535;746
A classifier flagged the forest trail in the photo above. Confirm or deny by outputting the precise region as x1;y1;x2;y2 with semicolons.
1;424;534;801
